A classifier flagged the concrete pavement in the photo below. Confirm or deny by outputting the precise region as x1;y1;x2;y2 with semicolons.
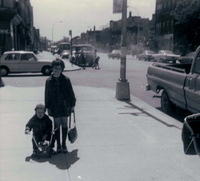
1;84;200;181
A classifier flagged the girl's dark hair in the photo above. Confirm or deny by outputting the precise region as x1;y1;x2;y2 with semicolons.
51;58;65;71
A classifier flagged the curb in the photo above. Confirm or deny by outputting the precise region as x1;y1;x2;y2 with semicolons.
63;67;82;72
126;94;182;130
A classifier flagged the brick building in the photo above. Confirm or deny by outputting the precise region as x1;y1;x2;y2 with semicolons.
81;12;152;52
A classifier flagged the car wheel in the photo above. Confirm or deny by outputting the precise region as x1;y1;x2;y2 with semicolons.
0;67;9;76
161;90;174;114
42;66;52;76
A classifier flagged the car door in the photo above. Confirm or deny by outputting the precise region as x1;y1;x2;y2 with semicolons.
184;51;200;113
3;53;21;72
20;53;38;72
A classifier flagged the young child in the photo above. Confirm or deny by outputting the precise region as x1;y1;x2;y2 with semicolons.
25;104;55;156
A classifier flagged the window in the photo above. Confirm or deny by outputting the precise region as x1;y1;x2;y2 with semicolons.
21;53;36;61
5;53;20;61
193;52;200;74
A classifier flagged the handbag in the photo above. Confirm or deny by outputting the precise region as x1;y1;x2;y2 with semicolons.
68;111;78;143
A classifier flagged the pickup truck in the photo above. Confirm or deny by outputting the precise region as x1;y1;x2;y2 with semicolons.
146;46;200;114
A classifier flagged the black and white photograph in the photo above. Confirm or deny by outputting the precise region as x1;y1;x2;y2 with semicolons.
0;0;200;180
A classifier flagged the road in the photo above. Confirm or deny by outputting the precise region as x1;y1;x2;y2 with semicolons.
2;52;190;121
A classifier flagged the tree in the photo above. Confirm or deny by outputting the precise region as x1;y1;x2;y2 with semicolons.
173;0;200;54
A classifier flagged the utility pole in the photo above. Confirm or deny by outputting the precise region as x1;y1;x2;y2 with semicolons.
69;30;72;58
116;0;130;100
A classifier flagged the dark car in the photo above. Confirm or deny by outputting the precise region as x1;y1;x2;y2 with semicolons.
70;44;96;67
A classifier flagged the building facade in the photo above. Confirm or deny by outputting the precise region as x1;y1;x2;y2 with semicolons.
0;0;34;53
155;0;177;51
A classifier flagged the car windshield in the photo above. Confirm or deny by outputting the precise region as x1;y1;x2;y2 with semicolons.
59;43;70;50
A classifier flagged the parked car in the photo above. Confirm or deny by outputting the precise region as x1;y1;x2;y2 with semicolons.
136;50;156;61
0;51;52;76
70;44;96;67
50;45;58;54
146;45;200;114
178;51;195;64
152;50;180;63
108;49;121;59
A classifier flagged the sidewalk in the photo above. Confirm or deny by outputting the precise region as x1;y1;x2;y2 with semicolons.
0;85;200;181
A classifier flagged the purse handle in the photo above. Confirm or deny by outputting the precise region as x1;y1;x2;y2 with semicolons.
69;110;75;129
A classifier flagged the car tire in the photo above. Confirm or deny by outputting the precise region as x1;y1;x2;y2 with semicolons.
161;90;174;114
42;66;52;76
0;67;9;76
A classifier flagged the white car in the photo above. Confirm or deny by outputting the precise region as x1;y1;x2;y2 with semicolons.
0;51;52;76
108;49;121;59
136;50;156;61
152;50;180;63
61;50;70;59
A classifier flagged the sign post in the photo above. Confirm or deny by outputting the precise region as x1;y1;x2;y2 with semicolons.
115;0;130;101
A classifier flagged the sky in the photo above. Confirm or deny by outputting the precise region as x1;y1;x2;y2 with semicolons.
30;0;156;41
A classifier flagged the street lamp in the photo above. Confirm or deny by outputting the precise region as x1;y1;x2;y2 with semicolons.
51;20;63;43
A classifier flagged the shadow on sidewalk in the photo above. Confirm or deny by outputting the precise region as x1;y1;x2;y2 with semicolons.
120;102;182;130
25;149;79;169
49;149;79;170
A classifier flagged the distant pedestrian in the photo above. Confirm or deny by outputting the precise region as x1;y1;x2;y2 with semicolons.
25;104;55;156
45;59;76;153
94;56;100;70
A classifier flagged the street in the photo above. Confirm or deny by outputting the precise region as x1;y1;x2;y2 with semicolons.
2;52;189;122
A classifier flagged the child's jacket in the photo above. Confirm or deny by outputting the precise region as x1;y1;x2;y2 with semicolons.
26;114;52;137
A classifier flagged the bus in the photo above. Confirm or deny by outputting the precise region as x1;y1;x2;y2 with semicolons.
57;42;71;55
